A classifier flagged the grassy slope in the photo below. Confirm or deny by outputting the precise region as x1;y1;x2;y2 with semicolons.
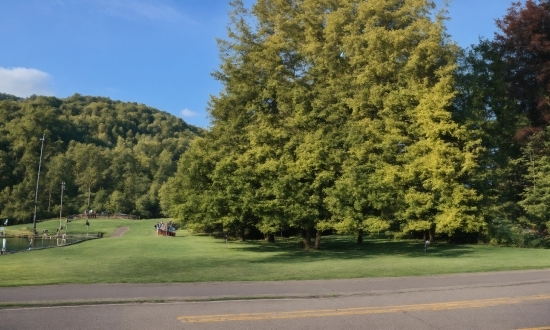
1;219;550;287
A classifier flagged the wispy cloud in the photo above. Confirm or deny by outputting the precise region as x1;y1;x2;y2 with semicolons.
97;0;186;22
181;108;199;117
0;67;54;97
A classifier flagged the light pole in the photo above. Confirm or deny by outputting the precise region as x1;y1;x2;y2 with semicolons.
59;182;65;230
32;133;45;235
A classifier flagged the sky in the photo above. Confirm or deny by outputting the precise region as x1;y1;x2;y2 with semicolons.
0;0;517;128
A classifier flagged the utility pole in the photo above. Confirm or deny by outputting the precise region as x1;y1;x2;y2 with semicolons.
59;181;65;230
32;133;45;235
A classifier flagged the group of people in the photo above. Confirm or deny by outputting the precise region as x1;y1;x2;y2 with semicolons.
84;209;98;218
155;221;176;236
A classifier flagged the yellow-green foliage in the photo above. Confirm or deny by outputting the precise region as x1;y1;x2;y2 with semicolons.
162;0;485;245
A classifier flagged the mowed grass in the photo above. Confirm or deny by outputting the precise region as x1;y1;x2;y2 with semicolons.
1;218;550;287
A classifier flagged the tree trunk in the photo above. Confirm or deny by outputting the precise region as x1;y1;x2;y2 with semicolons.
47;188;52;212
429;227;435;243
313;230;321;250
357;231;363;244
240;227;246;241
267;233;275;243
87;185;91;208
302;228;312;249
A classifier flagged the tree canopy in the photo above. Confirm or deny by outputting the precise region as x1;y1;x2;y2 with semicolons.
161;0;485;248
452;0;550;246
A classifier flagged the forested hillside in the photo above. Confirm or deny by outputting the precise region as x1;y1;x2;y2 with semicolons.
161;0;550;248
0;93;202;223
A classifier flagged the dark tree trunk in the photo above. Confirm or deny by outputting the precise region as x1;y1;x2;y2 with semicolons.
240;227;246;241
267;233;275;243
429;226;435;243
357;232;363;244
48;188;52;212
302;228;312;249
313;230;321;250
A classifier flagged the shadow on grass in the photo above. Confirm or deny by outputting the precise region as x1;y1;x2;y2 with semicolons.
216;235;475;262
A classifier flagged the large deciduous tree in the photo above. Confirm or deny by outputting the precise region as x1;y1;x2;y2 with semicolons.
450;0;550;245
495;0;550;140
493;0;550;241
328;0;483;241
165;0;483;246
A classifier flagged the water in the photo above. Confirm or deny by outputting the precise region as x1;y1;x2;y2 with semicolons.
1;236;86;253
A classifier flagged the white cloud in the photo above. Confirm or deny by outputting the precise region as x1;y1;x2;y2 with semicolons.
181;108;198;117
0;67;54;97
98;0;185;22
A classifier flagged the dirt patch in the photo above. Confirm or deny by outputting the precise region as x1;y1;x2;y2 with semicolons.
111;227;130;238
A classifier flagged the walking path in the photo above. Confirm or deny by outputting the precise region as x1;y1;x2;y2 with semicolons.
1;269;549;306
111;226;129;238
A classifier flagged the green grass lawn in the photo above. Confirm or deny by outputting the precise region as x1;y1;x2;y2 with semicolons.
1;218;550;287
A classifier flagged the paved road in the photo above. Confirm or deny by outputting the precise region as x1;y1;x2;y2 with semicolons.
1;270;550;329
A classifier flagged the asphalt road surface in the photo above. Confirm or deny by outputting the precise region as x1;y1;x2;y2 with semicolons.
1;270;550;330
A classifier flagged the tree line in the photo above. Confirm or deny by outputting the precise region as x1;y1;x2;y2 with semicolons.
0;93;202;223
160;0;550;248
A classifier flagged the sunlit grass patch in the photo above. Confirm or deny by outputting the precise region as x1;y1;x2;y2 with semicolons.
1;219;550;287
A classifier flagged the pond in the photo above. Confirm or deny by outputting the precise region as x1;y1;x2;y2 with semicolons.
1;235;91;254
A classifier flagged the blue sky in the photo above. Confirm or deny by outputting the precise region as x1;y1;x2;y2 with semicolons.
0;0;516;128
